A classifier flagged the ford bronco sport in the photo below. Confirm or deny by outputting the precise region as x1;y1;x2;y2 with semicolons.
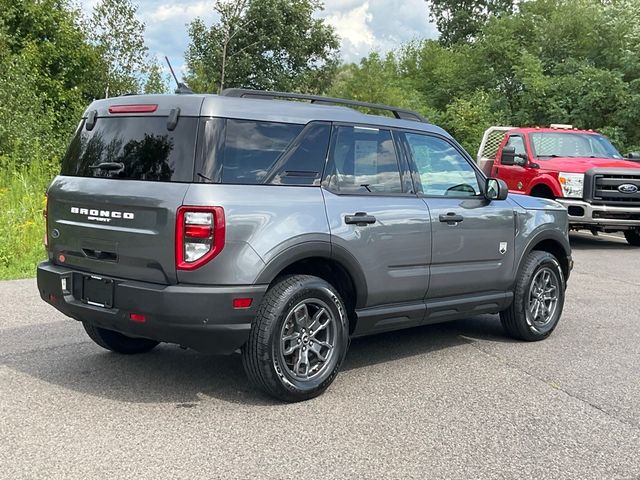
477;125;640;245
37;90;572;402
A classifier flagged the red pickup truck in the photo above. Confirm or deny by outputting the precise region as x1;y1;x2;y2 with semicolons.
477;125;640;246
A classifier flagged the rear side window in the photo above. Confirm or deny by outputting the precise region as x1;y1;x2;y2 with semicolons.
61;117;199;182
325;125;402;194
199;119;330;186
221;120;303;184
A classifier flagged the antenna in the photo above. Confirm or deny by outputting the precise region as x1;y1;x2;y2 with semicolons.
164;56;194;95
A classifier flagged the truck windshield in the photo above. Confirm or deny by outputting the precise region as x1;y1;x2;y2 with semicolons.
530;132;622;159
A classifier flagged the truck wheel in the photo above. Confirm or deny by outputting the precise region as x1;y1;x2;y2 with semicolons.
242;275;349;402
624;229;640;246
82;322;159;354
500;251;565;341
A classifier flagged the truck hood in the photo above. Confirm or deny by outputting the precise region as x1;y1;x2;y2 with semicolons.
537;157;640;173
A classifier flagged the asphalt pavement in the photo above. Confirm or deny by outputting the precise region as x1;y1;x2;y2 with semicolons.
1;232;639;479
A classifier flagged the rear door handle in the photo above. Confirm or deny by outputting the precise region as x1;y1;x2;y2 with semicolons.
345;212;377;226
439;212;464;224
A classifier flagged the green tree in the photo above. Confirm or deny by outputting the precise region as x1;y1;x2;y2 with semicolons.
185;0;339;93
0;0;103;164
425;0;515;45
143;61;169;94
333;0;640;153
90;0;149;97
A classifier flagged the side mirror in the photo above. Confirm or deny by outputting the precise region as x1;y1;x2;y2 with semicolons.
485;178;509;201
626;152;640;161
501;146;527;166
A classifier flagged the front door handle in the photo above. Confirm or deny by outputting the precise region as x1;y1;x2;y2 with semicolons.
439;212;464;224
345;212;377;226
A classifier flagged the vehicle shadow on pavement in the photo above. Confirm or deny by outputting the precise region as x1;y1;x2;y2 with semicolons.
569;233;632;250
1;314;514;406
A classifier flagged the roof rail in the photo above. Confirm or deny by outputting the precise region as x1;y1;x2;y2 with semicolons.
220;88;427;123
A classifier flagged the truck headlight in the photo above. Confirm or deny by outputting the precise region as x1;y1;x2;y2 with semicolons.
558;172;584;198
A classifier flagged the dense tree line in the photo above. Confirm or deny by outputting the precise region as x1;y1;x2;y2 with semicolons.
333;0;640;153
0;0;165;168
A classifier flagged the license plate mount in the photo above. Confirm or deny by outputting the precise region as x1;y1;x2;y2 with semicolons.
81;275;114;308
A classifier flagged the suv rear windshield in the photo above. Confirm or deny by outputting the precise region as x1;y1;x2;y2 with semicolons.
61;116;199;182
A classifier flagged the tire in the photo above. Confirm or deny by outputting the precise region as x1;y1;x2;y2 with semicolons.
242;275;349;402
82;322;159;354
500;251;565;341
624;229;640;246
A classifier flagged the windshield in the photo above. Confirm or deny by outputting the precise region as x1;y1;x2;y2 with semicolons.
530;132;622;159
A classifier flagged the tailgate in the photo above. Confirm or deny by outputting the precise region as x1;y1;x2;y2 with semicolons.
47;177;188;284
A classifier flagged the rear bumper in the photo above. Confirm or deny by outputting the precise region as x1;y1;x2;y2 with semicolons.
37;262;267;354
557;199;640;229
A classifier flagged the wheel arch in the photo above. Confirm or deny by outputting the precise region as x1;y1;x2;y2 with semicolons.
529;179;560;199
517;231;571;281
255;242;368;334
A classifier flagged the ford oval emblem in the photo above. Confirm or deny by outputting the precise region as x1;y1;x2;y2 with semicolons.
618;183;639;194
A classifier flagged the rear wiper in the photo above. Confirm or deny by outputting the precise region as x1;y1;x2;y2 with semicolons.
89;162;125;171
197;172;213;183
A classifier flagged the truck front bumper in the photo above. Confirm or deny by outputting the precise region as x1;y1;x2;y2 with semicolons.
557;199;640;229
37;262;267;355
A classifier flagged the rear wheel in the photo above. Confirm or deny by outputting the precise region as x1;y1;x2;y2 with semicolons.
624;228;640;246
501;251;565;341
242;275;349;402
83;322;159;354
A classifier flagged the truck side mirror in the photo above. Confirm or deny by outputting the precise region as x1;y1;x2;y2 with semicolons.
501;146;527;166
485;178;509;201
626;152;640;161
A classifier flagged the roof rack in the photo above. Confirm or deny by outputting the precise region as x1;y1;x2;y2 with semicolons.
220;88;427;123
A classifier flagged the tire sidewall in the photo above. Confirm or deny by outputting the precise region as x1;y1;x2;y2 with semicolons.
266;277;349;398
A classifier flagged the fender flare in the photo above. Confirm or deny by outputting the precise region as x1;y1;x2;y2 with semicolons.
255;241;369;308
516;229;571;278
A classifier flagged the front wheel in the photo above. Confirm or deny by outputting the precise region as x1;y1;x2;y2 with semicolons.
624;228;640;246
500;251;566;341
242;275;349;402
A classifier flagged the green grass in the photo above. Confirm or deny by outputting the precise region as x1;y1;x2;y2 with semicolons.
0;158;56;280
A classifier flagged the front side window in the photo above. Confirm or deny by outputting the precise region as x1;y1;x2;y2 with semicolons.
403;132;480;196
325;125;402;194
507;135;527;156
530;132;622;159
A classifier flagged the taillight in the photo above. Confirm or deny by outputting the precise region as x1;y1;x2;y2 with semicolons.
176;206;225;270
43;193;49;248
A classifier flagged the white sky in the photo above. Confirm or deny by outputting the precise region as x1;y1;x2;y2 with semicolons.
80;0;438;79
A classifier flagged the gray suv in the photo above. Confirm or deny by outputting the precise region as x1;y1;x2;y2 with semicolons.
37;89;572;402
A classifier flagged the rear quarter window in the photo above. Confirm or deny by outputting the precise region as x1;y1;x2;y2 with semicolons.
61;116;199;182
198;119;330;186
